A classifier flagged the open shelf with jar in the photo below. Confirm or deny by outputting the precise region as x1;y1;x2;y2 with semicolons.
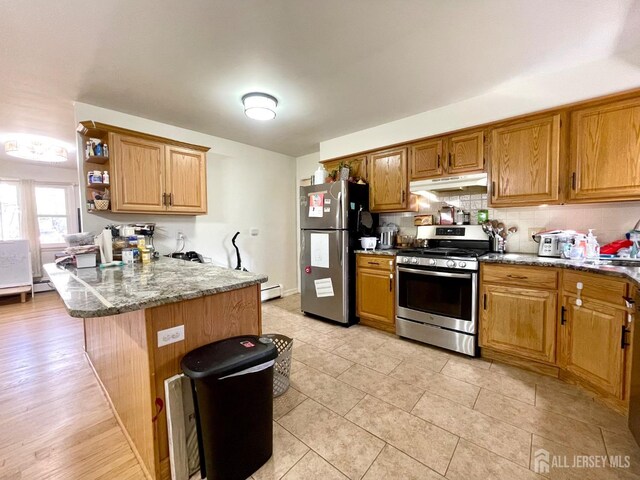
77;122;112;212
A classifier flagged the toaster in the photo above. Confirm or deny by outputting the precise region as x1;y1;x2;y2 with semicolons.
533;230;577;257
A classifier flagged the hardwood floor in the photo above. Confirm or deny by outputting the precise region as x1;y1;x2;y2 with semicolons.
0;292;146;480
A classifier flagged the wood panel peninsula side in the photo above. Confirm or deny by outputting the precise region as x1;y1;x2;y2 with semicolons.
44;258;267;480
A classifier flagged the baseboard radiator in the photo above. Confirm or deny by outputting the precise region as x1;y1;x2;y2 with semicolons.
261;284;283;302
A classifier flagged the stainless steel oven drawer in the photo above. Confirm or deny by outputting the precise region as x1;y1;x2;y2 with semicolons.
396;317;477;357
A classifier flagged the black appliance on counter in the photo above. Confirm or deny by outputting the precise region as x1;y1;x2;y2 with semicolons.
395;225;490;356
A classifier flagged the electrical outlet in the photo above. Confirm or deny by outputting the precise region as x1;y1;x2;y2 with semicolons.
528;227;542;241
157;325;185;347
250;228;259;236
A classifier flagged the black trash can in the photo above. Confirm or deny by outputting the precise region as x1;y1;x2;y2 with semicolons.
181;335;278;480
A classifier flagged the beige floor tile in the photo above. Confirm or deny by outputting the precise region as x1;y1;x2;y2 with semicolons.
602;429;640;477
535;384;627;432
281;451;348;480
332;343;402;374
442;359;536;404
390;360;480;408
475;389;606;455
273;387;307;420
293;342;354;377
440;351;493;370
291;328;344;352
446;439;541;480
412;390;531;466
374;337;449;372
345;394;458;475
363;444;445;480
290;364;365;415
279;399;384;480
336;325;393;349
290;359;305;373
253;423;309;480
337;364;424;412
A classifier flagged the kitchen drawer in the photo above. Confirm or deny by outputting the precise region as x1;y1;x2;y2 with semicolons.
481;264;558;289
356;254;395;270
562;271;628;307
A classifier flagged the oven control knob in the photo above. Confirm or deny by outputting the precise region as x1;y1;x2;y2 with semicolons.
459;261;467;268
446;260;456;268
428;258;437;266
411;258;418;264
403;257;410;263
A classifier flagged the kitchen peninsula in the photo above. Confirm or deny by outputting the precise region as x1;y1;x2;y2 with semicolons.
45;258;267;480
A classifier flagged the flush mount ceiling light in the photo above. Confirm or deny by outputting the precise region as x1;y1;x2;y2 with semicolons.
4;135;68;163
242;92;277;121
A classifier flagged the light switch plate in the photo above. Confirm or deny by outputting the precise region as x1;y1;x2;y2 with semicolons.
158;325;185;347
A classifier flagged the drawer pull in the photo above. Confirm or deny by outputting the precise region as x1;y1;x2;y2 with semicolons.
561;306;567;325
389;273;393;292
622;325;630;349
506;274;528;280
368;261;380;266
483;293;487;310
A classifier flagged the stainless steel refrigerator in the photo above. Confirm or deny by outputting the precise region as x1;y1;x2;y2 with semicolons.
299;181;371;324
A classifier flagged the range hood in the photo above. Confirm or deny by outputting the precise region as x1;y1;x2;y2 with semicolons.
410;172;488;194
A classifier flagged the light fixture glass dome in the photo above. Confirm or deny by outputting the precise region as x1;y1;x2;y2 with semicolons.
4;135;68;163
242;93;277;121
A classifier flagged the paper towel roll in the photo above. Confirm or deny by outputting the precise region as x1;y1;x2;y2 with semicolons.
102;227;113;263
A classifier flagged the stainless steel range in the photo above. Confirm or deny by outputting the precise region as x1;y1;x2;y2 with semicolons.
395;225;489;356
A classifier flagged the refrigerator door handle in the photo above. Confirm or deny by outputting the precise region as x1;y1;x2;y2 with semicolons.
336;190;343;228
338;231;343;267
300;233;306;265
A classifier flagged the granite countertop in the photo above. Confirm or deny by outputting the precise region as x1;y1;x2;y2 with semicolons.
354;249;399;256
44;257;268;318
480;253;640;287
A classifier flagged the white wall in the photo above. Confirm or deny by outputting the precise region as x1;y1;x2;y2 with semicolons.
74;103;298;294
294;152;321;291
320;56;640;159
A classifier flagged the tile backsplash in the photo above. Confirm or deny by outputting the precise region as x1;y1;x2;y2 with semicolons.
380;193;640;254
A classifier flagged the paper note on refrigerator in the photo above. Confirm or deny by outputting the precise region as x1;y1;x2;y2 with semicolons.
314;278;335;297
310;233;329;268
308;193;324;217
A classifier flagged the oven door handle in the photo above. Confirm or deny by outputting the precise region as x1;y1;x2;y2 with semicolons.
397;266;473;279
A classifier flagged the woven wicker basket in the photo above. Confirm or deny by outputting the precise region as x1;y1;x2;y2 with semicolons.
264;334;293;397
94;199;110;210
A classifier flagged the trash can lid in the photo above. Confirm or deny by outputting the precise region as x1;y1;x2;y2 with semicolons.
181;335;278;379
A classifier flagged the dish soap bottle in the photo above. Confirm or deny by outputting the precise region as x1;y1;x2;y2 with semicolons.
585;229;600;261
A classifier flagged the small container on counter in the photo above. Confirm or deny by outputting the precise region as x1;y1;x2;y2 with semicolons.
122;249;135;264
141;248;152;264
477;209;489;224
103;171;110;184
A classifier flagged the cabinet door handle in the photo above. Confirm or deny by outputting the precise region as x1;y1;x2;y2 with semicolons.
169;193;174;206
622;325;630;349
561;306;567;325
491;181;496;198
623;296;635;309
448;152;452;169
437;154;441;169
402;190;406;203
483;293;487;310
389;273;393;292
571;172;576;190
162;193;168;206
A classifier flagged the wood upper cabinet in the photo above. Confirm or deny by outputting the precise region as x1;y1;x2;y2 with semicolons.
569;97;640;202
489;114;561;206
321;155;368;181
480;265;558;364
111;134;166;213
165;145;207;214
447;130;484;174
369;147;409;212
109;133;207;215
559;272;630;398
356;255;395;333
409;139;443;180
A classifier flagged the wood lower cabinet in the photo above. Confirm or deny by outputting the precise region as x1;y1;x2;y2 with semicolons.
480;265;558;364
111;134;167;213
559;271;631;399
409;139;444;180
356;254;395;332
369;147;409;212
447;130;484;174
569;97;640;202
489;114;562;206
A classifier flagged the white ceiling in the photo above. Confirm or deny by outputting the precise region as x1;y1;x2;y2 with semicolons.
0;0;639;163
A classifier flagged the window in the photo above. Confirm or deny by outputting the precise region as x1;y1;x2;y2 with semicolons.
35;185;73;245
0;181;21;240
